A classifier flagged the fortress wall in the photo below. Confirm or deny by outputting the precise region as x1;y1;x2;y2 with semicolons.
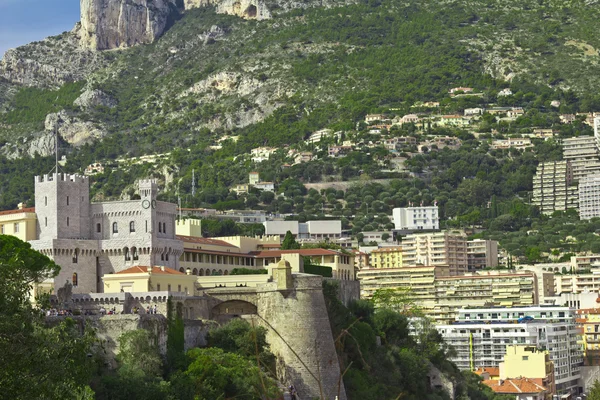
255;275;347;400
327;278;360;306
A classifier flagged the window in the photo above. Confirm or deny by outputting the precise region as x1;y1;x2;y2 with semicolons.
72;249;78;264
66;196;69;205
13;223;18;233
168;284;171;291
129;221;135;232
161;254;164;261
178;285;181;292
145;220;148;233
158;223;162;233
97;223;101;233
112;222;118;233
45;217;47;227
163;222;167;233
72;272;78;287
522;356;529;361
66;217;69;227
132;247;138;261
166;253;169;261
124;248;131;261
157;284;161;291
0;225;3;234
45;196;47;206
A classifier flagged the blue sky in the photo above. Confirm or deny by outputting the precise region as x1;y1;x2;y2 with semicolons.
0;0;80;58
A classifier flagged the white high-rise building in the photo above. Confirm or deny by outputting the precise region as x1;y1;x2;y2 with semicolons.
392;206;439;231
579;174;600;220
594;116;600;150
436;306;582;396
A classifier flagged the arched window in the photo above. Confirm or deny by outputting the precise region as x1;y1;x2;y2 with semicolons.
112;222;118;233
132;247;139;261
199;269;204;276
124;247;130;261
129;221;135;232
161;254;164;261
72;249;78;264
72;272;78;287
165;253;169;261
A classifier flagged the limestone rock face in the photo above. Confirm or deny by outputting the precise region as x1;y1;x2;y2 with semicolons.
45;110;107;147
80;0;181;50
185;0;271;19
74;89;117;109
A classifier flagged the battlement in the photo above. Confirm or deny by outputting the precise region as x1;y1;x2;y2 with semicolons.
35;173;89;184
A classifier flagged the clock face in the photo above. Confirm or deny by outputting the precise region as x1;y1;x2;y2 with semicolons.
142;199;151;209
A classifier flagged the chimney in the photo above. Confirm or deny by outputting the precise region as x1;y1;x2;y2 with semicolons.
17;202;24;210
147;266;153;273
160;266;165;272
186;268;191;275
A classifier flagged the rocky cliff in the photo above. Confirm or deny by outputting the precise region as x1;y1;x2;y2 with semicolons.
79;0;182;50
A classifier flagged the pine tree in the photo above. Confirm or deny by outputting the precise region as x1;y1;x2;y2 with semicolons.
281;231;300;250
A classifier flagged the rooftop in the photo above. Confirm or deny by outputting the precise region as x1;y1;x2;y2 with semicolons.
483;378;546;394
116;266;185;275
0;207;35;216
249;248;344;257
176;235;238;248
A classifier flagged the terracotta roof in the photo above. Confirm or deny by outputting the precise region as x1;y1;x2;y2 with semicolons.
176;235;238;248
184;248;248;257
260;244;282;248
483;378;546;394
0;207;35;216
474;367;499;377
249;249;344;257
116;266;186;275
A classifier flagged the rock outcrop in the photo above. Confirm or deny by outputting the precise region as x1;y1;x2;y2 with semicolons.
0;31;107;87
45;110;107;147
79;0;182;50
185;0;271;19
74;89;117;109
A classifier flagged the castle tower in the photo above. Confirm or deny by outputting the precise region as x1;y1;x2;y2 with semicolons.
35;173;91;240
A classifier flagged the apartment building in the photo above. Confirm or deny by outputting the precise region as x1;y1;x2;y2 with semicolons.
579;174;600;220
554;271;600;295
401;231;467;275
392;206;439;231
575;309;600;366
370;246;403;268
562;136;600;181
532;160;578;215
466;239;499;271
437;307;582;395
357;267;537;323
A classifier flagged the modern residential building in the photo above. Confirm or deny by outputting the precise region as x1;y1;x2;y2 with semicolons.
263;220;343;241
357;267;537;323
594;116;600;150
532;160;578;215
562;136;600;181
579;174;600;220
466;239;499;271
29;174;183;294
392;206;439;231
369;246;403;269
554;271;600;295
401;231;467;275
0;203;37;242
437;307;582;395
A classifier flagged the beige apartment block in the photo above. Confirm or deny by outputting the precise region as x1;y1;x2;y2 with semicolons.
467;239;498;271
401;231;468;275
562;136;600;181
370;246;403;269
579;175;600;220
532;160;579;215
357;267;537;323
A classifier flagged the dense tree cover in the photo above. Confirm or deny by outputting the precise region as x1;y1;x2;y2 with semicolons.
0;235;96;399
323;282;509;400
94;319;281;400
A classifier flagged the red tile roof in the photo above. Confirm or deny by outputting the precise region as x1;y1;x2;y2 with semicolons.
474;367;499;377
483;378;546;394
116;266;186;275
250;249;343;257
0;207;35;216
176;235;238;248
